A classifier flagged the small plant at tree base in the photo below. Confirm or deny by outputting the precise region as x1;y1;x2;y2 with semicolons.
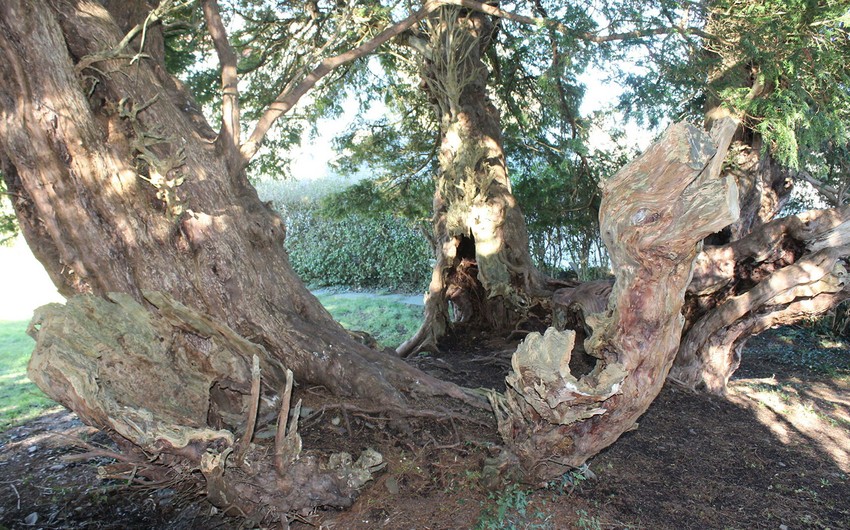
475;483;552;530
575;509;602;530
546;464;595;496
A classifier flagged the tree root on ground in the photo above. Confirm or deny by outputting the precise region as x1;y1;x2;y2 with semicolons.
27;293;389;524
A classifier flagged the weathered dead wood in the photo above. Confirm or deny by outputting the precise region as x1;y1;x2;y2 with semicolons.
274;369;300;476
27;292;387;520
551;279;614;352
672;205;850;392
234;356;261;466
490;119;740;481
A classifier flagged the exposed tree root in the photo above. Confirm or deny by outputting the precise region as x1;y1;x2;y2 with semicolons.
26;293;398;523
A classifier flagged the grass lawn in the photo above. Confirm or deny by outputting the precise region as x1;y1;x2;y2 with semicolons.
314;293;422;349
0;320;60;432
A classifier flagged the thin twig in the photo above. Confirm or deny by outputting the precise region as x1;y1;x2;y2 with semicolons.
235;355;261;466
274;368;295;476
9;483;20;510
341;407;353;439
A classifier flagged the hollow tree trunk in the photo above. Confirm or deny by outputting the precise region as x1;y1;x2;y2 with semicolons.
397;6;548;357
671;206;850;392
490;119;740;482
0;0;472;519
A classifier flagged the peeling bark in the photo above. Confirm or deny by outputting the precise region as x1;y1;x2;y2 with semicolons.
28;293;386;520
491;119;740;481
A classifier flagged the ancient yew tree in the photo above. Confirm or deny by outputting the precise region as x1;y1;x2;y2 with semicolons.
397;6;551;357
0;0;475;519
2;0;849;524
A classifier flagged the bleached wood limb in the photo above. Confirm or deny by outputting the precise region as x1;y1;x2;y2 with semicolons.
494;118;740;481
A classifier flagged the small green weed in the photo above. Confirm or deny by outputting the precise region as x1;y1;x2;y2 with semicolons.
476;483;552;530
0;320;60;431
547;465;594;495
575;509;602;530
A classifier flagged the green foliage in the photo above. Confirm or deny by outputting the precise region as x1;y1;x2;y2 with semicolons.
620;0;850;179
257;177;432;292
512;139;631;279
713;0;850;169
545;465;593;495
286;204;431;291
161;2;204;77
575;509;603;530
320;178;433;224
0;177;17;246
476;483;552;530
0;321;59;431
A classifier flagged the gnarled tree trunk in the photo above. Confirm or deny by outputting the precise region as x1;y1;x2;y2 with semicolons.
667;109;845;392
551;119;845;395
398;6;549;357
671;206;850;392
491;119;740;482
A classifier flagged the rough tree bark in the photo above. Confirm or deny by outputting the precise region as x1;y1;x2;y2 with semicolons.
665;107;846;393
703;119;793;247
0;0;474;520
551;111;845;395
490;118;740;482
553;201;850;396
398;6;550;357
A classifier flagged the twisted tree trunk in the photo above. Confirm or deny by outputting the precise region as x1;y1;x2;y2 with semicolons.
491;119;740;482
398;6;549;357
671;206;850;391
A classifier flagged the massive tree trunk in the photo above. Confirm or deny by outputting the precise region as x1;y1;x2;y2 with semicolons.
0;0;472;519
398;6;549;357
490;119;740;482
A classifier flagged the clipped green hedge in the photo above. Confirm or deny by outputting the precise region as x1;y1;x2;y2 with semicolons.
255;177;432;292
283;203;431;291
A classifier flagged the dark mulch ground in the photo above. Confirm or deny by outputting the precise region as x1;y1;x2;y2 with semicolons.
1;326;848;529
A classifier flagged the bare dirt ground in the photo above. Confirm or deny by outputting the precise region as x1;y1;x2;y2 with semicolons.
1;327;848;530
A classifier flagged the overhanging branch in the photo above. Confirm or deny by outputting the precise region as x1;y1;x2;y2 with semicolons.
237;0;445;174
444;0;719;43
234;0;718;175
